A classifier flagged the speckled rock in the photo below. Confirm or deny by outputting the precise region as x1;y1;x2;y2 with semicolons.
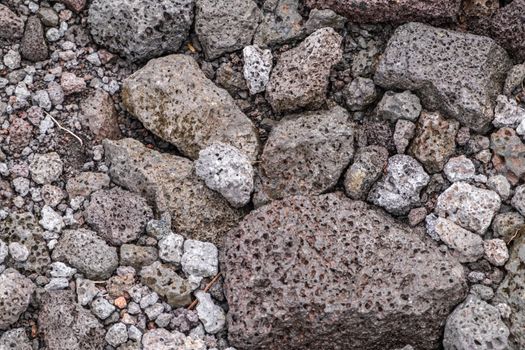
52;229;118;279
181;240;218;278
224;193;467;349
393;119;416;154
443;295;509;350
253;0;303;47
38;290;105;350
304;8;346;35
503;63;525;96
158;233;184;265
443;155;475;182
243;45;273;95
65;172;110;197
103;138;244;246
492;212;525;242
140;262;192;307
85;187;153;245
266;28;342;113
142;329;206;350
492;128;525;179
487;175;511;200
344;145;388;200
512;185;525;217
0;4;24;40
87;0;193;62
120;244;159;269
344;77;378;111
122;55;259;161
259;106;354;200
60;72;86;95
484;239;509;267
435;182;501;235
0;328;32;350
409;111;459;173
20;16;48;62
0;269;35;329
488;0;525;61
195;0;261;60
80;89;121;140
368;155;430;215
376;90;421;122
195;291;226;334
30;152;63;185
493;95;525;128
59;0;86;12
375;22;511;132
305;0;461;24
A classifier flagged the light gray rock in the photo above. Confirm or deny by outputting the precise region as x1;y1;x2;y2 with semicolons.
195;291;226;334
158;233;185;265
393;119;416;154
142;329;206;350
3;49;21;70
0;268;35;329
76;279;99;306
266;28;342;113
443;295;509;350
377;90;422;122
195;0;261;60
87;0;193;62
91;297;116;320
44;278;69;291
504;63;525;96
344;145;388;200
368;155;430;215
41;184;65;208
493;95;525;128
39;205;64;232
443;155;475;182
487;175;511;200
484;239;509;267
30;152;63;184
49;262;77;278
243;45;273;95
195;143;254;208
375;22;511;132
105;322;128;347
470;284;495;301
140;262;192;307
8;242;29;262
344;77;378;111
0;239;8;264
436;182;501;234
254;0;303;47
492;211;524;242
511;185;525;217
181;240;218;278
304;8;346;35
0;328;32;350
122;55;259;161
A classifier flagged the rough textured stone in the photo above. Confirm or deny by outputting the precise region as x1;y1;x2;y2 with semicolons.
435;182;501;235
266;28;342;113
195;0;261;60
344;145;388;200
254;0;303;47
0;4;24;40
443;295;510;350
142;329;206;350
393;119;416;154
105;322;128;347
243;45;273;95
484;239;509;267
223;193;467;349
181;240;218;278
122;55;259;161
376;90;421;122
38;291;105;350
80;89;121;140
60;72;86;95
343;77;378;111
305;0;461;24
87;0;193;62
487;175;511;200
140;262;192;307
20;16;48;62
504;63;525;96
409;111;459;174
493;95;525;128
260;106;354;200
375;22;511;132
443;155;476;182
491;128;525;179
492;212;525;242
104;138;244;246
120;244;158;269
30;152;63;184
368;155;430;215
195;143;254;208
0;269;35;330
66;172;110;197
488;0;525;61
512;185;525;217
39;205;64;233
0;328;32;350
59;0;86;12
52;229;118;279
304;8;346;35
85;187;153;245
195;291;226;334
158;233;184;265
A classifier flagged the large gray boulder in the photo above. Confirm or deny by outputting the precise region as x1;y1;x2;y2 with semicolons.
375;22;511;132
87;0;193;62
0;269;35;330
259;106;354;200
223;193;467;349
122;55;259;161
103;138;244;246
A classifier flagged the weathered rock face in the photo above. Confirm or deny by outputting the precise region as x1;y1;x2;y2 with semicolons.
488;0;525;61
0;269;35;330
491;127;525;179
122;55;259;161
344;145;388;200
140;262;192;307
79;89;121;140
103;138;244;246
87;0;194;62
0;4;24;40
305;0;461;24
259;106;354;200
266;28;343;114
195;0;261;60
20;16;48;62
375;22;511;132
0;328;32;350
223;193;467;350
254;0;304;47
38;291;105;350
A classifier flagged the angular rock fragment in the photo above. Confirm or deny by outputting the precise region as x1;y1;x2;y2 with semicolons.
375;22;511;132
0;269;35;330
488;0;525;61
80;89;121;140
393;119;416;154
493;95;525;129
30;152;63;184
0;328;32;350
140;262;192;307
376;90;421;122
224;193;467;349
0;4;24;40
491;128;525;179
443;155;475;183
344;145;388;200
243;45;273;95
122;55;259;161
343;77;378;111
65;172;110;197
254;0;304;47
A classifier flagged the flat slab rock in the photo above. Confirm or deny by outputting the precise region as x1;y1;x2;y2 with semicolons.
122;54;259;161
375;22;510;132
223;193;467;349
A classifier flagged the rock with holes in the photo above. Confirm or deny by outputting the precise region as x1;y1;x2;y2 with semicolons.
344;145;388;200
52;229;118;279
20;16;48;62
80;89;121;140
103;138;244;246
140;262;192;307
488;0;525;61
435;182;501;235
343;77;378;111
484;239;509;267
142;329;206;350
122;55;259;161
85;187;153;245
195;0;261;60
409;111;459;174
87;0;193;62
38;290;105;350
243;45;273;95
492;212;525;242
223;193;467;349
66;172;110;197
0;328;32;350
376;90;422;122
253;0;304;47
493;95;525;129
0;4;24;40
368;155;430;215
259;106;354;200
266;28;343;113
443;295;509;350
492;128;525;179
30;152;63;184
375;22;511;132
0;269;35;329
504;63;525;96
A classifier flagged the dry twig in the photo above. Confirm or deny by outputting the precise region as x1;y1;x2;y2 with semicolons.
187;272;222;310
44;111;84;147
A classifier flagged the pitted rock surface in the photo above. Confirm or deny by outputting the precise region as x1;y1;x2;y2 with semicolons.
223;193;467;350
103;138;244;246
259;106;354;200
0;268;35;330
122;54;259;161
375;22;511;132
488;0;525;61
344;145;388;200
140;262;192;307
0;4;24;40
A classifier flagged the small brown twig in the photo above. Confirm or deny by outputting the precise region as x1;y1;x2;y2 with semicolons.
506;226;523;245
187;272;222;310
44;111;84;147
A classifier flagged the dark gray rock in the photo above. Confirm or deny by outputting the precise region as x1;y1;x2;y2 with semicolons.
0;4;24;40
87;0;194;62
375;22;511;132
488;0;525;61
140;262;192;307
343;77;378;111
20;16;48;62
376;90;422;122
253;0;304;47
344;145;388;200
303;8;346;36
120;244;159;269
223;193;467;349
0;269;35;330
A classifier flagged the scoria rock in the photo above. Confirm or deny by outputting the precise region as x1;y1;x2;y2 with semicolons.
0;4;24;40
487;0;525;61
80;89;121;140
0;268;35;329
491;128;525;179
344;145;388;200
